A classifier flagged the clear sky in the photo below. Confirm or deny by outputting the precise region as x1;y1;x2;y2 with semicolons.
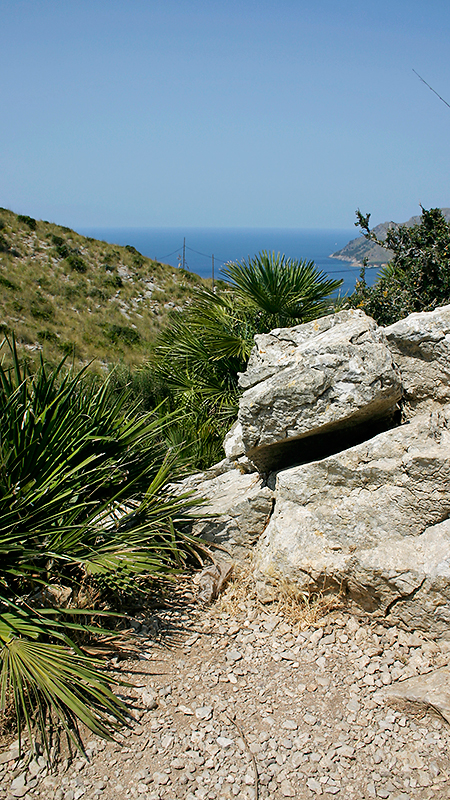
1;0;449;229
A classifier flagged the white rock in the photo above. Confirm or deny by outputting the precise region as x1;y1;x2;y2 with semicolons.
254;412;450;636
385;303;450;411
238;310;401;471
183;468;273;556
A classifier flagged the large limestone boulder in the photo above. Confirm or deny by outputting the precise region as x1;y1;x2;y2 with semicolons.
238;309;402;471
254;409;450;637
385;303;450;412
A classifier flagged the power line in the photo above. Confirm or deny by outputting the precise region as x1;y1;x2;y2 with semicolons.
155;246;184;260
413;69;450;110
155;240;377;277
185;244;228;264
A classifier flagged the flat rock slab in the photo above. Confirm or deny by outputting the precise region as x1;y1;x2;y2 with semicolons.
238;309;401;471
379;666;450;724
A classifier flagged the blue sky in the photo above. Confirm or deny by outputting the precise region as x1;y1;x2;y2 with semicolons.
1;0;449;229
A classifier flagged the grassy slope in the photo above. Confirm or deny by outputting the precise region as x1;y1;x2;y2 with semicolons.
0;208;208;369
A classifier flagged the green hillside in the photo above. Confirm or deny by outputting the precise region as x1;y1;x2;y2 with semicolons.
0;208;207;368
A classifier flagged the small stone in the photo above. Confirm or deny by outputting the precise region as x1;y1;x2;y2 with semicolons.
280;779;295;796
10;775;26;791
282;719;298;730
335;745;355;759
141;689;158;709
417;771;431;787
306;776;323;794
178;705;194;715
226;649;242;663
217;737;234;748
195;706;213;721
304;713;317;725
152;771;170;785
310;629;324;645
171;758;185;769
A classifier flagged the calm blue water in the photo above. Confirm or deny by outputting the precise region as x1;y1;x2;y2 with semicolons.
79;227;374;295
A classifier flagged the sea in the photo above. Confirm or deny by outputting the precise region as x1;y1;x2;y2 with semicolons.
78;227;375;296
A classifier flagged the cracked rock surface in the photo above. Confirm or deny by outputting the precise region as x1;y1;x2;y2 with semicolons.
3;596;450;800
254;410;450;637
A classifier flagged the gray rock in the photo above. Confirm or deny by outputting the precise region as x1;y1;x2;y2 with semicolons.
385;303;450;411
379;666;450;723
186;468;273;556
237;310;401;471
254;411;450;636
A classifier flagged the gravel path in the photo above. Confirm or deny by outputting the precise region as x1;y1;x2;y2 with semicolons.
2;591;450;800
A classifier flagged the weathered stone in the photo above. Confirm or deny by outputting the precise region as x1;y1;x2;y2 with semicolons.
385;303;450;411
238;309;401;471
222;420;256;473
186;468;273;556
254;411;450;636
379;666;450;724
223;420;245;461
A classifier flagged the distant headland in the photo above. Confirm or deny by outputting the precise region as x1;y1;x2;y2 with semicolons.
331;208;450;267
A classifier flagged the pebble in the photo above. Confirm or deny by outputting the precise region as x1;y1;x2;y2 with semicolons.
14;598;450;800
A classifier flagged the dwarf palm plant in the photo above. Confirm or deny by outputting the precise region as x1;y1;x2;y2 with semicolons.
150;251;342;468
0;337;203;751
222;250;343;330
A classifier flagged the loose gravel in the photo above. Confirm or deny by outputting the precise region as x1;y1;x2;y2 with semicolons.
1;594;450;800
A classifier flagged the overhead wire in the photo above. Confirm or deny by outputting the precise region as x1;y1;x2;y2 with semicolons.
154;241;380;277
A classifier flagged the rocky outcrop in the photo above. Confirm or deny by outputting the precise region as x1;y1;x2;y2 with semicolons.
188;305;450;637
183;467;273;558
238;310;402;471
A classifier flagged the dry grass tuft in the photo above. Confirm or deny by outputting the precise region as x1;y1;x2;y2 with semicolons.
214;559;345;629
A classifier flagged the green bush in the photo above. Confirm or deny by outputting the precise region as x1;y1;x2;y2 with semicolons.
66;253;87;273
104;324;141;346
349;207;450;325
17;214;37;231
0;275;16;290
0;338;203;751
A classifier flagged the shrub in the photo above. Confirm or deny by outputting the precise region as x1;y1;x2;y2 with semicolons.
349;207;450;325
0;337;203;751
0;275;16;290
66;253;87;273
104;324;141;346
17;214;37;230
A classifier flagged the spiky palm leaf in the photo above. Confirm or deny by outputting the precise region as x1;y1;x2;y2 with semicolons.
222;250;343;330
0;336;205;751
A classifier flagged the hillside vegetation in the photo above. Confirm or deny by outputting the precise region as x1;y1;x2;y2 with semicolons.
0;208;207;368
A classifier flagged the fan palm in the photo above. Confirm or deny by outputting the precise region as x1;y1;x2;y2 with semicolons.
148;250;342;470
222;250;343;331
0;337;204;752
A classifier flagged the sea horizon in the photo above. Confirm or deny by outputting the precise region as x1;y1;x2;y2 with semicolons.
78;226;373;295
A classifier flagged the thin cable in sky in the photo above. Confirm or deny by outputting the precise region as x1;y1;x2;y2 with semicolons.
413;69;450;110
